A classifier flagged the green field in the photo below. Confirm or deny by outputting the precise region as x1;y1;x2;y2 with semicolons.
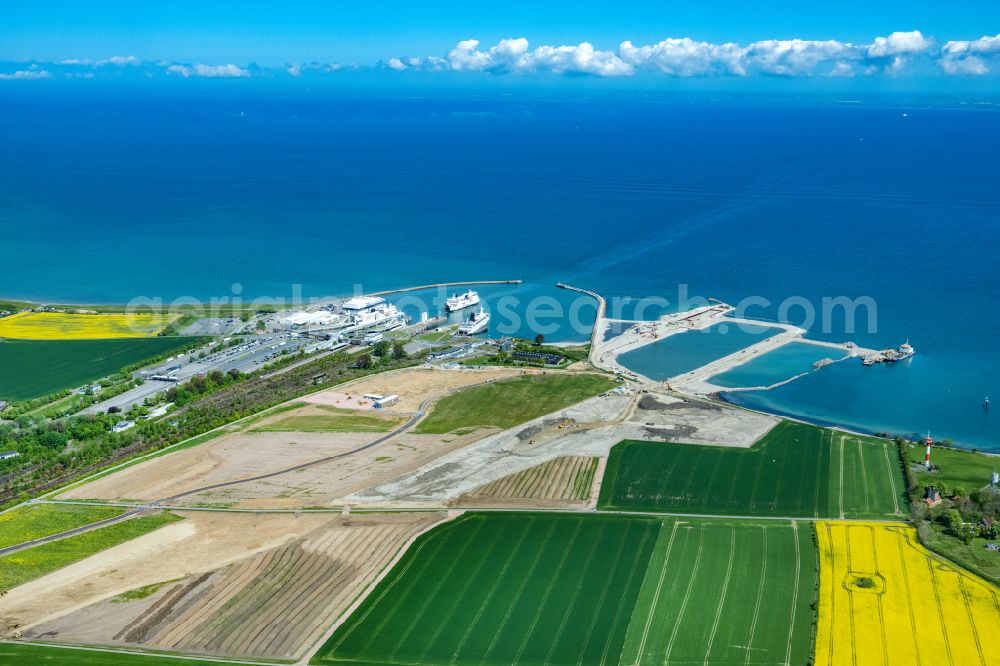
314;513;815;666
0;511;181;589
0;503;125;550
314;512;659;665
252;407;403;433
619;518;815;665
414;373;616;434
907;443;1000;494
599;420;906;519
0;643;244;665
0;337;202;401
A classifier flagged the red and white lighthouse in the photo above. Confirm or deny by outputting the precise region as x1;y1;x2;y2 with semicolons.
924;432;933;470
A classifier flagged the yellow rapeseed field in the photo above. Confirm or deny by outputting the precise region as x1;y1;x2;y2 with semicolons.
0;311;177;340
815;521;1000;666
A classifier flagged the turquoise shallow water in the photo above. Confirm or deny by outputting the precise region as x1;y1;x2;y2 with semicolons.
710;342;840;389
618;322;777;380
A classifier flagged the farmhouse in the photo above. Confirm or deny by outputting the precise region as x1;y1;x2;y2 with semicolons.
0;450;19;460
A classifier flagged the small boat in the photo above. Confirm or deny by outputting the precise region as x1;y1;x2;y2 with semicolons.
446;290;480;312
458;307;490;335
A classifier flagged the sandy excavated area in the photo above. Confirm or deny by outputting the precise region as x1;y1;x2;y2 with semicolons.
1;511;342;634
345;391;778;507
24;512;445;661
181;430;492;509
61;430;378;503
306;365;521;413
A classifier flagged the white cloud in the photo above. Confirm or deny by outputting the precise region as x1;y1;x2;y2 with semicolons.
620;38;745;76
386;58;407;71
940;55;989;75
746;39;857;76
0;69;51;80
439;38;632;76
98;55;140;67
402;32;957;78
165;63;251;78
286;62;343;77
867;30;931;58
940;33;1000;75
829;62;855;77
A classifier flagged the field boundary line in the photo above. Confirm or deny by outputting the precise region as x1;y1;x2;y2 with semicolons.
956;575;987;666
822;523;835;666
481;519;559;662
513;520;586;664
0;641;281;665
634;521;680;662
844;524;857;666
924;554;956;666
838;435;845;519
332;511;453;657
893;526;923;666
663;527;707;662
880;443;901;515
574;520;633;666
597;520;659;666
856;439;871;514
542;522;608;666
703;526;737;664
413;522;507;663
742;525;767;666
386;519;485;661
868;525;889;665
298;511;458;665
448;517;536;661
783;521;801;666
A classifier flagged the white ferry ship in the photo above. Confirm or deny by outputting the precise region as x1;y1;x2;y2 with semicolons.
340;296;406;329
458;307;490;335
445;289;480;312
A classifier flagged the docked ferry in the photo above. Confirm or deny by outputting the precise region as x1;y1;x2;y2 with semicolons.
458;307;490;335
446;289;480;312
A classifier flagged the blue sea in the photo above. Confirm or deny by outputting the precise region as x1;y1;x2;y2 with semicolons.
1;87;998;449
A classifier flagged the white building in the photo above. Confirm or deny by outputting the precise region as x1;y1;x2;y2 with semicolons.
112;420;136;433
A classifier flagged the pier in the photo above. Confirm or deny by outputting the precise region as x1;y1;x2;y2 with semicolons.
557;281;880;396
369;280;522;298
555;283;606;365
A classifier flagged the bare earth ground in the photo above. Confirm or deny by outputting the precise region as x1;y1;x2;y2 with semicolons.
344;391;777;507
61;366;520;507
1;511;343;634
180;430;494;509
22;512;444;661
303;365;521;414
60;430;378;503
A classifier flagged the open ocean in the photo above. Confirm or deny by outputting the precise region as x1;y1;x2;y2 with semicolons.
1;87;997;449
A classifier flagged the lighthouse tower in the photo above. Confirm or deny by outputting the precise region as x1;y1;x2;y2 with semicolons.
924;432;933;470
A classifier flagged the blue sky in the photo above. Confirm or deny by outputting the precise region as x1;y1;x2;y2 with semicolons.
2;1;999;83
